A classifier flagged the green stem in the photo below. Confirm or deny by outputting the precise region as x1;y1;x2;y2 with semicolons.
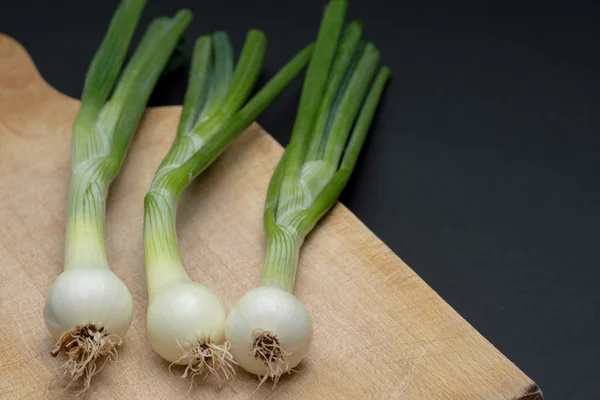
177;36;212;136
191;30;267;140
305;21;363;161
340;66;391;172
108;10;193;163
65;159;113;269
201;31;235;121
74;0;146;143
259;0;391;293
259;227;302;292
144;189;188;294
281;0;347;179
179;43;314;181
294;66;392;237
143;38;313;294
322;43;380;165
65;6;192;270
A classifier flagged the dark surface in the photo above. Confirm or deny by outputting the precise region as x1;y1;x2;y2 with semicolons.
2;1;599;398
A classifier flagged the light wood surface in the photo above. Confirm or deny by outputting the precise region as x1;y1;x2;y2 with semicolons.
0;34;542;399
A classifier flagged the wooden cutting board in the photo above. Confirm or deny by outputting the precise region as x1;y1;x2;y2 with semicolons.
0;34;542;400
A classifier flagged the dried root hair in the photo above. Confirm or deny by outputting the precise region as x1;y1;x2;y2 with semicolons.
252;328;294;389
170;340;236;390
50;324;121;393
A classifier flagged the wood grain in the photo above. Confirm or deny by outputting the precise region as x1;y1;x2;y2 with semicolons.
0;34;542;399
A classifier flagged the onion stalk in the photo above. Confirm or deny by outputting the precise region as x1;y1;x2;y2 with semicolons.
143;31;313;385
225;0;391;386
42;0;192;390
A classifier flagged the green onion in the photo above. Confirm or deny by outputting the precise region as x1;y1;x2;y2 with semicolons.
43;0;192;391
225;0;390;386
143;31;313;383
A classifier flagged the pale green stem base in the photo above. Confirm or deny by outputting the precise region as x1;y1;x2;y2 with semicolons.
64;168;110;270
259;228;302;292
65;219;108;270
144;188;190;296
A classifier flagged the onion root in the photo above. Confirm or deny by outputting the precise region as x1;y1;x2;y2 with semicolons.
50;324;121;392
170;341;236;389
252;328;293;389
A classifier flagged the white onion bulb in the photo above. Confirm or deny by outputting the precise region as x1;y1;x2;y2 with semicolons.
146;281;227;364
225;286;313;381
43;267;134;342
43;266;134;390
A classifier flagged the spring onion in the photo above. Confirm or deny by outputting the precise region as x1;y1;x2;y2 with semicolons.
42;0;192;390
143;32;313;384
225;0;391;385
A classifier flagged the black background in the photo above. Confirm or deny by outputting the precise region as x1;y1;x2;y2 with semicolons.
2;1;599;398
